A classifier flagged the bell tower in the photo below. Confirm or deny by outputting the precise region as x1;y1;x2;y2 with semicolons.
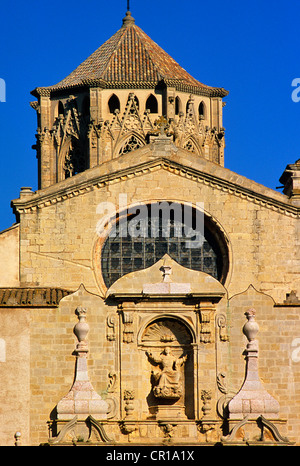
30;9;228;190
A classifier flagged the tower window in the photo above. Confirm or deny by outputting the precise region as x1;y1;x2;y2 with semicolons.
63;139;85;178
82;96;90;117
145;94;158;113
199;101;206;119
58;101;64;117
175;96;181;115
108;94;120;114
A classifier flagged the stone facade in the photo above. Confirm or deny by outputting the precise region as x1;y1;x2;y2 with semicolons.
0;10;299;446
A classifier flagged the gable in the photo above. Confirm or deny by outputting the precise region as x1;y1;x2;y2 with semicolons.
11;143;300;219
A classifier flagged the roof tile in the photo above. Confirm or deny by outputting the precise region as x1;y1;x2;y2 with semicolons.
34;13;228;97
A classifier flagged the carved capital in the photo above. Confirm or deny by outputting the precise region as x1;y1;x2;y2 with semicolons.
122;311;134;343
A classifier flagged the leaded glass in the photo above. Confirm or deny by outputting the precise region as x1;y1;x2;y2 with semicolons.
101;204;223;288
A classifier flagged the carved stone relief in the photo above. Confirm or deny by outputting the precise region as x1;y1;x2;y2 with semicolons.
146;347;187;400
122;310;134;343
106;313;116;341
142;318;192;346
216;312;229;342
141;318;193;419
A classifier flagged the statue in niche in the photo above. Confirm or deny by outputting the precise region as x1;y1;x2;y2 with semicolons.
146;347;187;400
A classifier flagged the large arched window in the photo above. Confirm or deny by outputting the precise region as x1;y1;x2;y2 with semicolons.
63;138;85;178
101;202;228;288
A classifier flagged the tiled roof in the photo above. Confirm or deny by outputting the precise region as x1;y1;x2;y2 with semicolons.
0;288;72;307
32;12;228;97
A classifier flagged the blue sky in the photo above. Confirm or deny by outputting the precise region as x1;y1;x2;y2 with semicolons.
0;0;300;232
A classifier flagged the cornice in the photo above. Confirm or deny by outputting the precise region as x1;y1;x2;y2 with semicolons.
30;78;228;99
0;287;72;308
11;155;300;218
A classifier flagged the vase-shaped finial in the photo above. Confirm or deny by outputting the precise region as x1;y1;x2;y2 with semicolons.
242;308;259;348
73;306;89;352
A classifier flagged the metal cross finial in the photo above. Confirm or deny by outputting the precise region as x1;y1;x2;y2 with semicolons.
127;0;130;11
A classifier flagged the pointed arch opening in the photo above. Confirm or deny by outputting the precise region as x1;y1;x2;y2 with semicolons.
145;94;158;113
62;137;86;179
175;97;181;115
199;101;206;120
108;94;120;114
58;101;64;117
82;96;90;118
118;133;145;156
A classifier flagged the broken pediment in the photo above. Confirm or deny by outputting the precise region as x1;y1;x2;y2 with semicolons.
105;254;225;300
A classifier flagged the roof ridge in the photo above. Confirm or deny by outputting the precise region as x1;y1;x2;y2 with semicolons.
133;24;209;89
131;24;164;82
102;23;161;83
95;25;130;81
50;26;128;89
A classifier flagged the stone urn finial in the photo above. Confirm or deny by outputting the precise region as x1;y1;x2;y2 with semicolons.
56;305;110;422
227;307;280;421
73;306;89;352
243;308;259;349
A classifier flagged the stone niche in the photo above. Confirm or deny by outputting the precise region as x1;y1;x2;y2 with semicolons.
141;317;193;420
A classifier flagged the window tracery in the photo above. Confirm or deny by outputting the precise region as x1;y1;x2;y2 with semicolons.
63;139;86;178
118;135;145;155
183;139;197;153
